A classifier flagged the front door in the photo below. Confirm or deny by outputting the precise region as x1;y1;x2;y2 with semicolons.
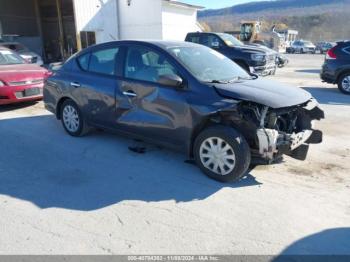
114;45;190;147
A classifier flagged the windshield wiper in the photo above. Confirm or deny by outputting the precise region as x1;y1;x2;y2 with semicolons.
207;76;255;84
207;80;231;84
228;76;257;82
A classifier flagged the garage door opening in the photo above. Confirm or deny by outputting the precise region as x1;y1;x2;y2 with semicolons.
0;0;78;63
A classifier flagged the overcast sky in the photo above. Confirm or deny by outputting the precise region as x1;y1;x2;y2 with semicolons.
182;0;267;9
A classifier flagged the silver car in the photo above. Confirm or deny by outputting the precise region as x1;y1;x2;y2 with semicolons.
291;40;316;54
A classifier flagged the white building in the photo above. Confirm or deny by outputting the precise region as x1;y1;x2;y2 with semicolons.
0;0;203;62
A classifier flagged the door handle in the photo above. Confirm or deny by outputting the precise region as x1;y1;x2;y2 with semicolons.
122;90;137;98
70;82;81;88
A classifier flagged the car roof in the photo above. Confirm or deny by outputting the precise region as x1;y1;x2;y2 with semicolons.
187;32;229;36
82;40;200;53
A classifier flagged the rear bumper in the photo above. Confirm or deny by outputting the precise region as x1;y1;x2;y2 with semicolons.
320;63;337;84
0;84;43;105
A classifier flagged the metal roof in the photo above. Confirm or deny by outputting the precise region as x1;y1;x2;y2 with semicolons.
163;0;205;10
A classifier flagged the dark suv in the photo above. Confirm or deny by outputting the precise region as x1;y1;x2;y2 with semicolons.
44;40;323;182
185;32;276;76
321;41;350;94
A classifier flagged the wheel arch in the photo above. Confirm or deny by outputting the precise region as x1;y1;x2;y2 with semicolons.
188;111;253;158
336;69;350;83
56;96;75;120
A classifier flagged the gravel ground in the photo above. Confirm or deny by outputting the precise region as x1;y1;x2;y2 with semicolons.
0;54;349;255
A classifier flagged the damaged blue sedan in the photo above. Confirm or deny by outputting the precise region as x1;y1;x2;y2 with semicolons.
44;41;324;182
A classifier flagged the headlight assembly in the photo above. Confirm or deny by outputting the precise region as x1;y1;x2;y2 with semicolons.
251;54;266;62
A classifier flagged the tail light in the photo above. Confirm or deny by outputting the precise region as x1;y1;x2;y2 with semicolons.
326;46;337;59
44;71;53;78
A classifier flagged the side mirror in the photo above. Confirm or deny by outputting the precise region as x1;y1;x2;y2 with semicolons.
23;58;31;64
158;74;183;87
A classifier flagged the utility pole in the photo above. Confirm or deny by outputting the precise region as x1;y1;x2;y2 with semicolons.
55;0;65;60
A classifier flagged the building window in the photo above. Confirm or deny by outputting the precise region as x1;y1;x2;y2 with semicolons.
80;31;96;49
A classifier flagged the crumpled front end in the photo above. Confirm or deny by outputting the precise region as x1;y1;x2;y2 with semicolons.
240;99;324;163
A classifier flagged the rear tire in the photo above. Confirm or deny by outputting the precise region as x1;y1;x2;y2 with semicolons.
338;73;350;95
193;126;251;183
60;99;90;136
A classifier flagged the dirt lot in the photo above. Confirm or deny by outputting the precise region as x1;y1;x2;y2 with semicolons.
0;54;349;255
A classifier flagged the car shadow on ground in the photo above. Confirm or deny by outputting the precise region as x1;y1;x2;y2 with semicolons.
273;228;350;261
0;101;39;112
0;115;262;211
295;69;321;74
302;87;350;106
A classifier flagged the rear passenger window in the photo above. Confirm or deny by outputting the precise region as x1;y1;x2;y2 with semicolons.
77;53;90;71
89;48;120;75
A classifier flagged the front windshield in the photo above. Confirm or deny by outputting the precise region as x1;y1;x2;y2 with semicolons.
217;33;244;47
168;45;250;83
304;41;313;45
4;44;28;52
0;49;25;65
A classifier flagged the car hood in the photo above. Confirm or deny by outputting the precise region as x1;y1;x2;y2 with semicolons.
214;78;312;108
0;64;47;83
233;45;269;54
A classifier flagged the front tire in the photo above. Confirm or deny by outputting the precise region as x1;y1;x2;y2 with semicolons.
338;73;350;95
60;99;90;136
193;126;251;183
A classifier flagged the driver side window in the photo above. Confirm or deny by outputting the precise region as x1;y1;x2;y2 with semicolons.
125;46;178;84
201;35;222;48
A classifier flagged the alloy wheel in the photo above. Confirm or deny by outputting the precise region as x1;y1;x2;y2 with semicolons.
341;76;350;92
62;105;80;133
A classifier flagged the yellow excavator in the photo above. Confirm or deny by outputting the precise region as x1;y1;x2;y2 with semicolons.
237;21;287;53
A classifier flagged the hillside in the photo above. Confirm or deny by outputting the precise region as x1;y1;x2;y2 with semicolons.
199;0;350;42
199;0;350;17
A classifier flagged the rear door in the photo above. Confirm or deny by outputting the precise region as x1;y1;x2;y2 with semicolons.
113;44;190;147
73;43;124;126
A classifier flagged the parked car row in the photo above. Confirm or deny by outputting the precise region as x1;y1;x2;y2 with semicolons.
286;40;336;55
